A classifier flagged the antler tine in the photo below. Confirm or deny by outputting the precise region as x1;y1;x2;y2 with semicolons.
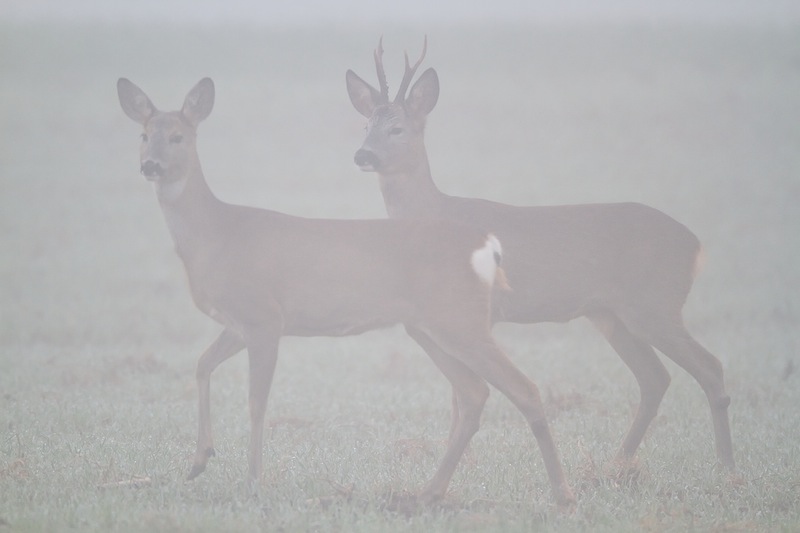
374;36;390;103
394;35;428;103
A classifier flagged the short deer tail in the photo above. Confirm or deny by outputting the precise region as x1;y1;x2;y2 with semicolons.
471;234;511;291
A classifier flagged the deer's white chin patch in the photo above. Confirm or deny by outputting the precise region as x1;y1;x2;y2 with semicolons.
154;177;188;202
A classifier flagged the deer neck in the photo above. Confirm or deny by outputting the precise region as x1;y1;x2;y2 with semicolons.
154;162;224;262
378;154;443;219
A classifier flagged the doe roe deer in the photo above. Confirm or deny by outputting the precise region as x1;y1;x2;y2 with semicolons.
117;77;575;505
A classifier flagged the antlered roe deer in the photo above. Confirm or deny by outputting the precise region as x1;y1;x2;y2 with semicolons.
346;38;734;474
117;77;575;505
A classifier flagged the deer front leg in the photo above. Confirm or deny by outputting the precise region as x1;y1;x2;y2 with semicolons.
243;327;281;492
479;343;574;506
437;332;575;507
419;367;488;505
188;329;245;480
587;312;671;473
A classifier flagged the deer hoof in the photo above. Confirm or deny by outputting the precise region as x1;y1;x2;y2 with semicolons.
186;463;206;481
186;447;215;480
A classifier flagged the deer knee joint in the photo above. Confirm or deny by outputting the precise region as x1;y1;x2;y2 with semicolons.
529;417;552;437
714;395;731;410
196;363;210;380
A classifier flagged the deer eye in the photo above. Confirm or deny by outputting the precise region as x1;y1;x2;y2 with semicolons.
389;127;403;136
169;134;183;144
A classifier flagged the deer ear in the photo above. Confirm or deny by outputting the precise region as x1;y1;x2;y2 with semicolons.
182;78;215;126
406;68;439;118
346;70;381;118
117;78;156;124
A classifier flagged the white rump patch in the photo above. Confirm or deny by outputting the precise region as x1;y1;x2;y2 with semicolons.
470;234;502;286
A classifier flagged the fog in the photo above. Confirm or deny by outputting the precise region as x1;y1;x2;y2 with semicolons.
5;0;800;26
2;1;799;530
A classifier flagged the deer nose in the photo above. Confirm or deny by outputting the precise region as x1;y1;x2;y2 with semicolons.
140;160;163;180
354;149;379;171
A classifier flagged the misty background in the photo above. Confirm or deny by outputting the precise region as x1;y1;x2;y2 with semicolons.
1;1;799;530
4;0;800;26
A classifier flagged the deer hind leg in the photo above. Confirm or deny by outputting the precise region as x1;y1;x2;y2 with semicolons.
628;316;734;471
405;326;489;504
430;328;575;506
587;311;671;468
405;326;465;446
188;328;245;480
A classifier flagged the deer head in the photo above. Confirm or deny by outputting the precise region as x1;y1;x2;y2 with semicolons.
117;78;214;198
346;37;439;174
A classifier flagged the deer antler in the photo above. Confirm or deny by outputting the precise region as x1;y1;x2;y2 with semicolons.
394;35;428;103
374;36;390;103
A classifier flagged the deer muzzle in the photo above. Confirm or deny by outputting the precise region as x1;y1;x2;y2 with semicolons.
354;149;380;171
140;160;164;181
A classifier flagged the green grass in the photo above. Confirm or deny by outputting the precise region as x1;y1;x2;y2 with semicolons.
1;20;799;532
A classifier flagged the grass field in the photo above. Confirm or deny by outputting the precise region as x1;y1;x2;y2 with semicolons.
1;18;799;532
